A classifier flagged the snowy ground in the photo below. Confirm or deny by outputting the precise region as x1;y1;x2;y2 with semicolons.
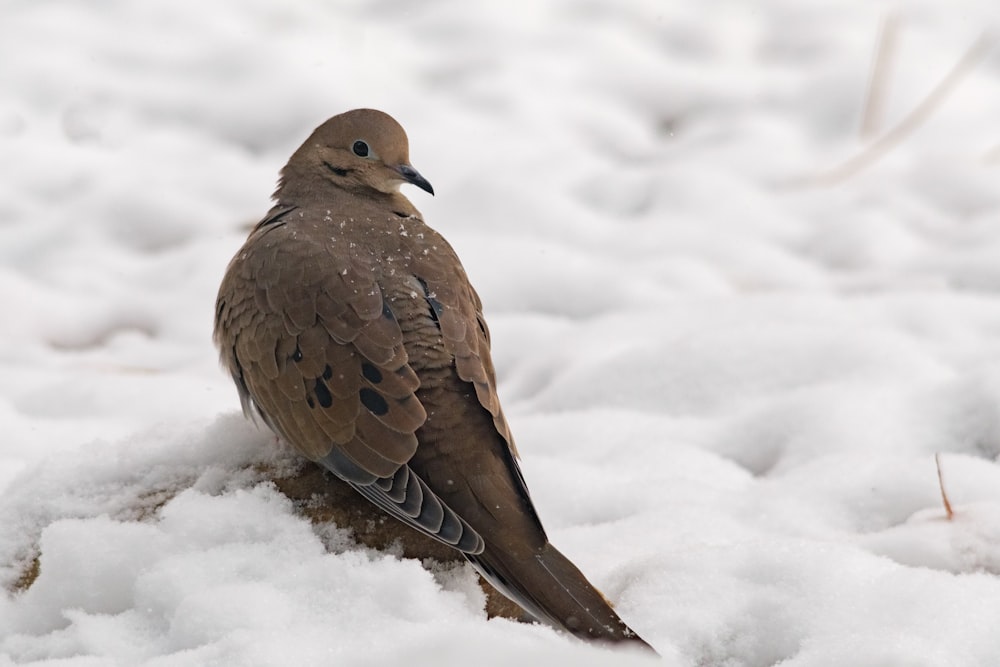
3;1;1000;665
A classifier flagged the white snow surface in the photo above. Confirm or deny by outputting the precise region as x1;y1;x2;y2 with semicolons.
3;1;1000;665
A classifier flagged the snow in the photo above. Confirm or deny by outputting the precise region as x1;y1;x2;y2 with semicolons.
3;0;1000;664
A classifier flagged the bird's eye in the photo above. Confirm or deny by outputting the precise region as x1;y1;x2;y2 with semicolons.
352;140;370;157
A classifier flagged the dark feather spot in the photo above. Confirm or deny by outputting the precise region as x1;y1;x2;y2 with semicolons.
259;205;297;228
322;364;334;380
362;362;383;384
322;161;352;177
381;301;396;321
292;345;303;362
416;277;443;329
360;387;389;415
306;396;315;409
313;378;333;408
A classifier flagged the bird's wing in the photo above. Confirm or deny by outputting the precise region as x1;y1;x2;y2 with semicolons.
215;212;483;553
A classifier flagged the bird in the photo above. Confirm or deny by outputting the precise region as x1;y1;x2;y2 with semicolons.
214;108;652;650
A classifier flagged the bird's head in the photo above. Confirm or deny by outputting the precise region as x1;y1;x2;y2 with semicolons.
278;108;434;202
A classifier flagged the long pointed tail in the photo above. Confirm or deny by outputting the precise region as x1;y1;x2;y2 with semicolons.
468;542;653;652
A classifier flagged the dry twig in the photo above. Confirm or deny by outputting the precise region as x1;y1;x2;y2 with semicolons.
791;30;994;187
859;13;900;140
935;452;955;521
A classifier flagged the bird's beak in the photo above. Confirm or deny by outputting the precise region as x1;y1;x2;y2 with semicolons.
394;164;434;196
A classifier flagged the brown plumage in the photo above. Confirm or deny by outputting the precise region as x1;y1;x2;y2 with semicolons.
214;108;652;650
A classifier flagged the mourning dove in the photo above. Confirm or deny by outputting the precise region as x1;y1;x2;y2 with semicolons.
214;109;651;650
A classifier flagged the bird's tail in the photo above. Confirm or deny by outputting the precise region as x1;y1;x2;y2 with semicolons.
468;542;653;652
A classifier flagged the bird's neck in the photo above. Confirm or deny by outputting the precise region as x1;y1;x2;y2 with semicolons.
273;167;421;219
